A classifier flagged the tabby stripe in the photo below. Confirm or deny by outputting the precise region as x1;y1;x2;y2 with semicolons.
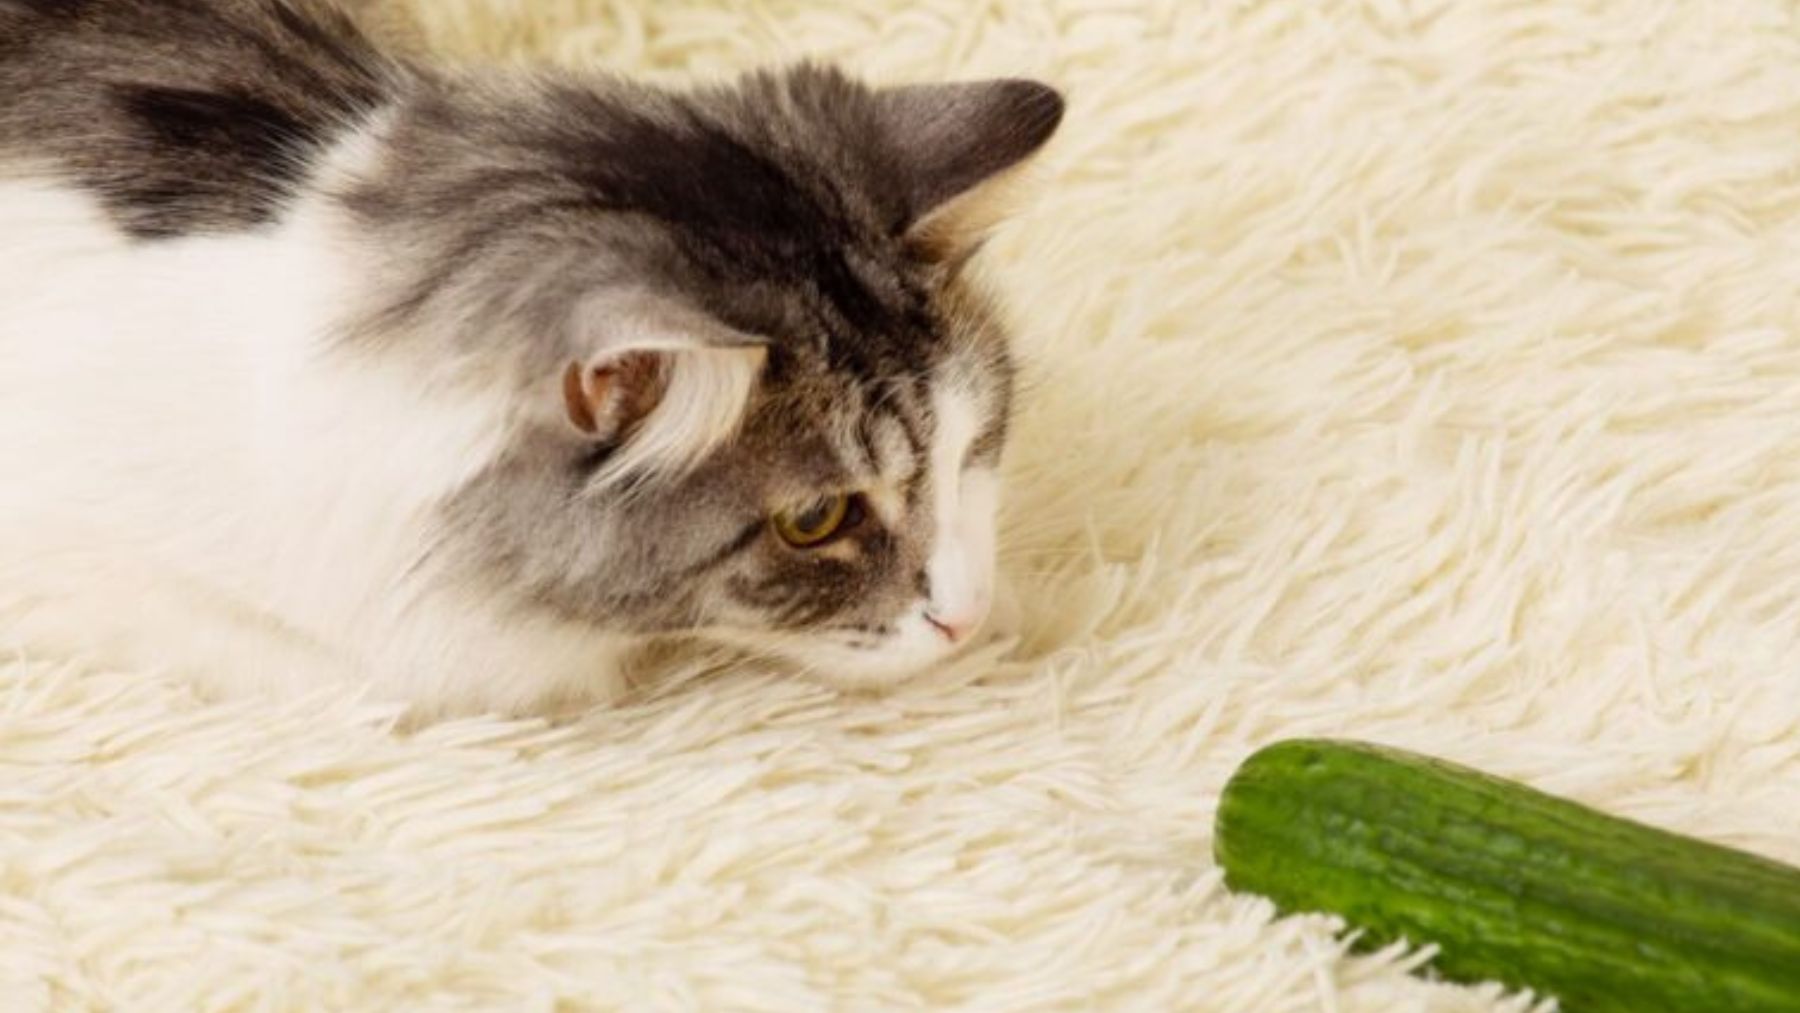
681;519;767;578
887;387;927;462
853;413;883;476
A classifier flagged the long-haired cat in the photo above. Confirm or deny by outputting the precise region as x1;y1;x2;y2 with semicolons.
0;0;1063;717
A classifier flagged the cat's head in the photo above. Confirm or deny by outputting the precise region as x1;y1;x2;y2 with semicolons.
349;64;1062;686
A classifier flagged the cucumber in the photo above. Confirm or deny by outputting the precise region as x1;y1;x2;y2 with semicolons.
1213;739;1800;1012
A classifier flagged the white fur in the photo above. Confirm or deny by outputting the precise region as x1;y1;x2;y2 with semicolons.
574;292;766;493
924;378;997;637
592;343;762;490
0;147;633;718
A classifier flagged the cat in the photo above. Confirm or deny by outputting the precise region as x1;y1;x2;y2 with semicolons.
0;0;1063;717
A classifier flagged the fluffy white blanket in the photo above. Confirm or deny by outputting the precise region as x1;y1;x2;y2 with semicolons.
6;0;1798;1008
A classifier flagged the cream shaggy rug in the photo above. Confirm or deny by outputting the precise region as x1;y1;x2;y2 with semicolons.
7;0;1800;1009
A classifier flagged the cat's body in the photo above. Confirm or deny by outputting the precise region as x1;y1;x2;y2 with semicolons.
0;0;1061;716
0;170;604;712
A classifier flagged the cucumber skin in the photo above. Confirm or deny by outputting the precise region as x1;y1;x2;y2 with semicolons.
1213;739;1800;1013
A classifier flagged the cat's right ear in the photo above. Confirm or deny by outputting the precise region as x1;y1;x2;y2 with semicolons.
874;78;1065;260
562;291;767;489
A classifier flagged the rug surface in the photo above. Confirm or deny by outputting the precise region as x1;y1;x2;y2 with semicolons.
7;0;1800;1009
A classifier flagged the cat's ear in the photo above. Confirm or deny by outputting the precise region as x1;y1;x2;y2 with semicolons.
562;291;767;488
874;78;1064;259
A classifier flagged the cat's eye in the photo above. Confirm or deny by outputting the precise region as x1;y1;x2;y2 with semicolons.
772;494;857;548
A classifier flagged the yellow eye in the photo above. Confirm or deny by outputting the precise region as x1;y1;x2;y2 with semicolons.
772;494;853;548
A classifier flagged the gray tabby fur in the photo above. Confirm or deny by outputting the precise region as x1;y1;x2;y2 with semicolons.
0;0;1063;699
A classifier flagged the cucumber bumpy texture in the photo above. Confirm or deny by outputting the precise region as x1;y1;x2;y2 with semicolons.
1213;739;1800;1012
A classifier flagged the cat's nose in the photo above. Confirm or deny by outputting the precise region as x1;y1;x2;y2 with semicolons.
925;603;986;644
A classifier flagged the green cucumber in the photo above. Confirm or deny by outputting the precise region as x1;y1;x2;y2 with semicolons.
1213;739;1800;1012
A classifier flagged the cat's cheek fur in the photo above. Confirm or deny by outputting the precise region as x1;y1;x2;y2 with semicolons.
929;466;999;638
787;609;962;690
924;378;998;639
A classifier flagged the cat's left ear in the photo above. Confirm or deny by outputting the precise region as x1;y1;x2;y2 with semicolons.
874;78;1065;261
563;290;768;489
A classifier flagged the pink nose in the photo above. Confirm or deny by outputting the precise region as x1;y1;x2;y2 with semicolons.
925;608;982;644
